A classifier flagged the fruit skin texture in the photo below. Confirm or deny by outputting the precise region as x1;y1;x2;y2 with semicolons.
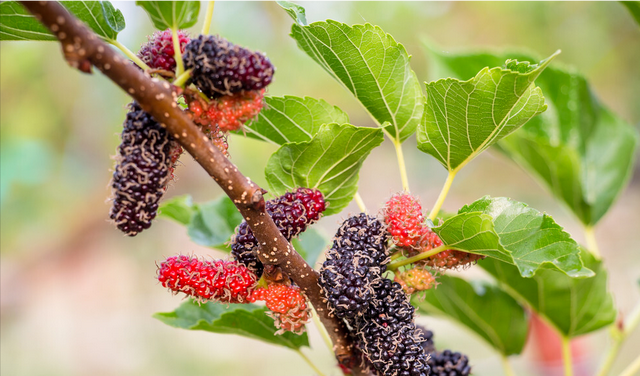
354;279;430;376
426;350;471;376
231;188;326;278
183;35;274;99
137;29;190;72
319;214;389;320
249;283;310;334
157;255;257;304
394;268;437;294
110;102;179;236
384;193;429;249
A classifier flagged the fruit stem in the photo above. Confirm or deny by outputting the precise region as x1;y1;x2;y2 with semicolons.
428;169;457;222
584;225;601;259
596;301;640;376
500;355;515;376
561;336;573;376
201;1;215;35
354;192;367;212
109;39;151;71
173;69;192;88
171;27;185;78
382;128;410;192
310;303;335;357
619;353;640;376
387;244;448;271
295;349;327;376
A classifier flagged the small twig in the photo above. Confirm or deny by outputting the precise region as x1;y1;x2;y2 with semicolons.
561;336;573;376
387;244;449;271
584;225;601;259
354;192;367;212
201;1;215;35
428;170;457;221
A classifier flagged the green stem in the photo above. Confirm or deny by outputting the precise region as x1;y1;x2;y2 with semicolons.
597;301;640;376
387;244;448;271
428;170;457;222
500;355;515;376
584;225;601;259
173;69;192;88
295;349;327;376
561;336;573;376
382;129;410;192
201;1;215;35
109;39;150;71
354;192;367;212
310;304;334;357
619;353;640;376
171;27;185;77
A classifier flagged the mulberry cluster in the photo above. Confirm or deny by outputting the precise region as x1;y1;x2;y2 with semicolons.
183;35;274;99
394;268;437;294
250;283;310;334
319;214;389;319
157;255;257;304
137;29;190;73
355;279;431;376
110;102;179;236
384;193;429;248
231;188;326;277
187;89;265;132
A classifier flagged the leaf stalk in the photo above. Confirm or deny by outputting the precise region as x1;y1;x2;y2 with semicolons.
561;336;573;376
584;225;601;259
354;192;367;212
382;128;410;192
171;27;185;77
596;300;640;376
500;355;515;376
173;69;192;88
109;39;150;71
428;170;457;221
295;349;328;376
201;1;215;35
387;244;448;271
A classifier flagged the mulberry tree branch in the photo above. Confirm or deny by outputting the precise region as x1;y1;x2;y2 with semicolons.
20;1;361;372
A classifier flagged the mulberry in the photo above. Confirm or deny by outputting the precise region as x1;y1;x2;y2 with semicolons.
183;35;274;98
355;279;430;376
420;229;485;270
110;102;179;236
318;214;389;319
384;193;429;249
157;255;257;304
250;283;310;334
231;188;326;277
394;268;437;294
427;350;472;376
138;29;190;73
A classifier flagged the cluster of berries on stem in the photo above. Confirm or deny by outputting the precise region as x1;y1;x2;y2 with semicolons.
249;282;311;334
137;29;190;74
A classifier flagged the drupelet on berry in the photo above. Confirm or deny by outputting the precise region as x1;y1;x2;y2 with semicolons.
137;29;190;73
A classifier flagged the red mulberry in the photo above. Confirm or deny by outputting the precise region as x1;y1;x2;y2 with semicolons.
250;283;310;334
384;193;429;249
137;29;190;73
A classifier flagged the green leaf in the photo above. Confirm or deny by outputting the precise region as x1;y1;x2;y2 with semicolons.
417;51;558;172
291;228;329;266
158;195;194;226
0;1;56;41
621;1;640;26
281;5;424;142
433;196;592;278
277;1;307;26
424;48;639;226
187;196;243;249
265;123;384;215
154;300;309;350
1;1;125;41
480;249;616;338
242;96;350;145
136;1;200;30
413;275;528;356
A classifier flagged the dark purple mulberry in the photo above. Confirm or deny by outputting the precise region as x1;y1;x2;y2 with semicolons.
231;188;326;277
427;350;471;376
182;35;274;99
355;279;430;376
109;102;179;236
319;214;389;319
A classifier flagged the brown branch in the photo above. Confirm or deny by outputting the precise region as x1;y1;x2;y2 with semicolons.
20;1;362;373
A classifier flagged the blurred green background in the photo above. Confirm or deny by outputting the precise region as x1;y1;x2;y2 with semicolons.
1;2;639;376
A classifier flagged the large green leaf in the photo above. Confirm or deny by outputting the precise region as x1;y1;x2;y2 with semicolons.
265;123;384;215
434;196;592;278
414;275;528;356
136;1;200;30
280;3;424;142
621;1;640;26
1;1;125;41
480;249;615;338
243;96;350;145
425;48;639;226
417;52;558;173
154;300;309;349
187;196;243;249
